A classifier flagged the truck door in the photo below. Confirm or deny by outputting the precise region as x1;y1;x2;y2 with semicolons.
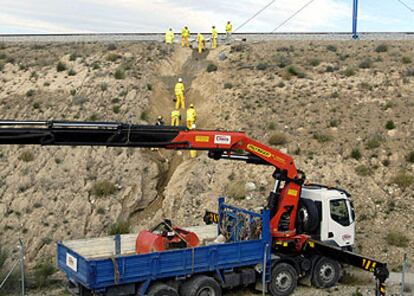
328;199;355;248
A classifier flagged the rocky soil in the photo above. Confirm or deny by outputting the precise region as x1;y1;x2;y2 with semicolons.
0;39;413;295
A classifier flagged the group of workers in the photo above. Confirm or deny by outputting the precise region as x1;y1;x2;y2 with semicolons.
171;78;196;130
165;21;233;54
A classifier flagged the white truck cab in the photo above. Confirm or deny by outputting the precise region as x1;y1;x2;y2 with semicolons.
300;184;355;249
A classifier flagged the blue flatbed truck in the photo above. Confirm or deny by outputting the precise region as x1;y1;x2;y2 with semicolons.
58;199;273;296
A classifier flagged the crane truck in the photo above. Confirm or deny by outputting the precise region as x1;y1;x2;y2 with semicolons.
0;120;389;296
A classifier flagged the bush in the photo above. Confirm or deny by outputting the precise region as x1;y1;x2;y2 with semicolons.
0;52;6;60
385;120;395;130
343;66;356;77
328;118;340;127
385;231;409;247
114;68;126;80
89;113;99;121
269;132;287;146
56;61;67;72
107;43;117;51
92;180;116;197
313;132;333;143
0;62;4;71
326;45;337;52
227;180;246;200
359;58;372;69
108;221;131;235
33;102;40;109
106;53;121;62
100;82;108;92
309;58;321;67
147;83;153;91
140;110;149;121
256;63;268;71
391;171;414;190
402;56;412;64
207;63;218;73
407;151;414;163
68;69;77;76
351;148;361;160
273;54;291;68
375;44;388;53
224;82;233;89
366;135;383;149
69;52;79;61
19;150;34;162
287;65;305;78
26;89;35;97
355;165;371;176
112;105;121;114
33;260;57;288
0;246;7;269
97;207;106;215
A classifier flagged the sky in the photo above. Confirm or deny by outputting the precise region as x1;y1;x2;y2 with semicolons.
0;0;412;34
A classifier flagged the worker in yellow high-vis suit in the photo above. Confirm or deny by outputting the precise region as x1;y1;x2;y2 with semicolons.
225;21;232;40
165;28;174;52
181;26;190;47
171;109;181;126
187;104;197;158
197;33;206;54
175;78;185;110
211;26;218;49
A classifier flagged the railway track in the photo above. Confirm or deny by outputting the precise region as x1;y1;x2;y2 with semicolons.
0;32;413;42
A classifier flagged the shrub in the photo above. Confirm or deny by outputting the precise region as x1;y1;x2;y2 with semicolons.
100;82;108;91
92;180;116;197
0;62;4;71
89;113;99;121
33;102;40;109
227;180;246;200
91;61;100;70
68;69;77;76
391;171;413;190
385;231;409;247
26;89;35;97
33;260;57;288
407;151;414;163
224;82;233;89
355;165;371;176
0;246;7;269
19;150;34;162
207;63;218;73
69;52;79;61
268;132;287;146
287;65;305;78
359;58;372;69
351;148;361;160
108;221;131;235
402;56;412;64
404;69;414;77
107;43;117;51
147;83;153;91
343;66;356;77
328;118;340;127
313;132;333;143
273;54;291;68
106;53;121;62
97;207;106;215
256;63;268;71
375;44;388;53
326;45;337;52
309;58;321;67
112;105;121;114
140;110;149;121
56;61;67;72
366;135;383;149
114;68;126;80
385;120;395;130
268;122;276;130
0;52;6;60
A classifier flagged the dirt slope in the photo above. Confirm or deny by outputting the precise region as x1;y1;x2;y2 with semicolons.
0;40;413;295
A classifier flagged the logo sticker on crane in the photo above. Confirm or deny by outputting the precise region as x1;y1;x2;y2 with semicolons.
214;135;231;145
195;136;210;143
247;144;271;158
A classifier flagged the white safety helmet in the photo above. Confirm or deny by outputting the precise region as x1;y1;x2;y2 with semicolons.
178;78;183;83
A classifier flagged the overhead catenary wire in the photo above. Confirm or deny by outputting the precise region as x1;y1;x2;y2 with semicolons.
234;0;277;33
395;0;414;13
271;0;317;32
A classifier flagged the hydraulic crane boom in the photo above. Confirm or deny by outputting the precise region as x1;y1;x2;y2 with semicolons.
0;120;304;240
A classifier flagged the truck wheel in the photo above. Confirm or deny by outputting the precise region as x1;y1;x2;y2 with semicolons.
269;263;297;296
180;275;222;296
296;198;319;233
147;282;178;296
311;257;341;288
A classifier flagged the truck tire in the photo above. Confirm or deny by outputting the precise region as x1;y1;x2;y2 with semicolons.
269;263;297;296
296;198;319;233
180;275;222;296
147;282;178;296
311;257;341;288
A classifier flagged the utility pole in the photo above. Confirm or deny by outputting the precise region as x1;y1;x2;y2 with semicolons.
18;239;25;296
352;0;359;39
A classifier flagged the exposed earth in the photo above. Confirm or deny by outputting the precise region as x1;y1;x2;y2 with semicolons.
0;39;413;295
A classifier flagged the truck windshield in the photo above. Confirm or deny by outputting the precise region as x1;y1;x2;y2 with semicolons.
330;199;351;226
